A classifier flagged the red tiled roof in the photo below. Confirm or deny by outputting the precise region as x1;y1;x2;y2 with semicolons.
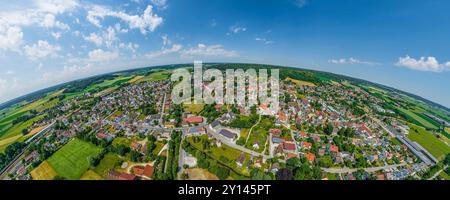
270;129;281;134
107;171;137;180
143;165;154;178
133;166;145;176
299;132;307;137
305;153;315;162
329;145;339;153
283;142;296;151
184;116;203;124
287;153;297;159
302;142;312;149
96;132;109;140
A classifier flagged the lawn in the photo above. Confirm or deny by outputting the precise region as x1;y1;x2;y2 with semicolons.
407;124;450;161
81;170;104;180
187;136;244;161
187;136;250;175
439;171;450;180
327;173;337;180
47;139;103;180
245;127;268;153
94;153;123;177
240;129;249;140
112;137;131;147
30;161;58;180
183;103;204;114
152;141;165;155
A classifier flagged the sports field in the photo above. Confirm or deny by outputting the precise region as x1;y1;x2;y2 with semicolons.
47;139;103;180
407;124;450;161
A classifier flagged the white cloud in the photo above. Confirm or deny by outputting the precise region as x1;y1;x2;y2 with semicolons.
395;55;450;72
83;26;118;47
229;24;246;34
255;37;274;45
24;40;61;60
182;44;239;58
34;0;80;14
114;23;128;33
86;5;163;34
146;43;182;58
51;31;62;39
150;0;168;10
103;26;117;47
0;0;78;53
0;26;23;51
119;42;139;53
84;32;102;46
40;13;69;30
88;49;119;62
328;57;379;65
6;70;14;75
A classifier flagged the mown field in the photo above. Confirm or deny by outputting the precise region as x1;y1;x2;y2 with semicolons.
407;124;450;161
46;139;103;179
30;161;58;180
183;103;204;114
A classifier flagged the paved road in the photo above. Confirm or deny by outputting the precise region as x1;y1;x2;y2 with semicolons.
322;163;406;174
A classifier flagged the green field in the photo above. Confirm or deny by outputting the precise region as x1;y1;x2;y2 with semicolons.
407;124;450;161
136;70;172;83
183;103;204;114
94;153;123;177
0;89;63;152
397;107;438;129
439;171;450;180
112;137;131;147
188;136;248;162
47;139;103;180
152;141;164;155
80;170;104;180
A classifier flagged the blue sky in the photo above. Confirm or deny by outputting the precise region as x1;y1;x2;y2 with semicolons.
0;0;450;107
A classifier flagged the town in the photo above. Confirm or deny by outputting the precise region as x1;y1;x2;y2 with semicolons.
1;65;449;181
